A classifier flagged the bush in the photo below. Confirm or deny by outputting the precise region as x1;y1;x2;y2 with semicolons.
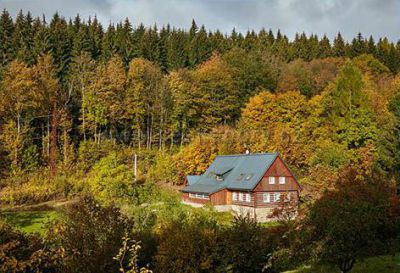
77;140;120;171
87;152;135;204
48;195;134;273
0;220;61;272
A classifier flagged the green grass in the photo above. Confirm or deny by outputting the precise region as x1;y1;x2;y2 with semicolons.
0;210;59;235
284;254;400;273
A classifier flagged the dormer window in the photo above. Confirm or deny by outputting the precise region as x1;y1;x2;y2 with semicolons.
216;175;224;181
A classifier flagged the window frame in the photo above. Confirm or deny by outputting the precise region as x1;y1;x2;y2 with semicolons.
268;176;276;184
245;193;251;202
232;192;237;201
239;192;243;201
279;176;286;184
189;193;209;200
263;192;270;203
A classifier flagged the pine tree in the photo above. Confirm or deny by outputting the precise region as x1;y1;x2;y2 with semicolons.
88;16;103;59
13;10;35;64
101;23;117;60
49;13;72;81
32;15;51;58
0;9;15;65
333;32;346;57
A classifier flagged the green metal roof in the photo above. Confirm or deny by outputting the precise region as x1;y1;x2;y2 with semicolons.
187;175;201;185
182;153;279;194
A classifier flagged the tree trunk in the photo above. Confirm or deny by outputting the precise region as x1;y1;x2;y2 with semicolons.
63;128;68;165
149;113;153;149
137;127;141;150
14;113;21;168
49;106;59;179
340;258;355;273
47;116;50;157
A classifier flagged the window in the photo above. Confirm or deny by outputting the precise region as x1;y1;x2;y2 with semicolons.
216;175;224;181
269;177;275;184
275;192;281;202
263;193;270;203
189;193;209;200
279;177;286;184
232;192;237;201
239;192;243;201
246;193;251;202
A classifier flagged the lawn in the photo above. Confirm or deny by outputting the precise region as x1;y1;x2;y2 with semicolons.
0;210;59;235
284;254;400;273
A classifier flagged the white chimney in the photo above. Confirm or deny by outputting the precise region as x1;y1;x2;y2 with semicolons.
245;149;250;155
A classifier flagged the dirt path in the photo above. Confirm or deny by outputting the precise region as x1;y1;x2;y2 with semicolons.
0;198;79;212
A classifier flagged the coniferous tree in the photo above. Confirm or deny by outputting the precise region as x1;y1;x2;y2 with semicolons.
333;32;346;57
0;9;15;65
49;13;72;82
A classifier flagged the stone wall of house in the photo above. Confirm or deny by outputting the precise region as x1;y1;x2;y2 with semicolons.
182;201;295;223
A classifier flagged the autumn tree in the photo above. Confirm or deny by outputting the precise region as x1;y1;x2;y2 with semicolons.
0;60;36;171
86;55;126;143
192;53;238;130
33;54;64;178
167;69;202;146
125;58;164;149
304;165;399;273
69;52;96;141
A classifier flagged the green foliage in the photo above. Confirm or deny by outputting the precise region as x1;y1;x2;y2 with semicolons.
77;139;120;171
88;152;134;204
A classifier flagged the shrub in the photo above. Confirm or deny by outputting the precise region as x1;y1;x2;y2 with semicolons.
48;195;134;273
0;220;61;272
77;140;120;171
87;152;135;204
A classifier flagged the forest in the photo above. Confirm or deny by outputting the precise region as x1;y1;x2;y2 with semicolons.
0;9;399;273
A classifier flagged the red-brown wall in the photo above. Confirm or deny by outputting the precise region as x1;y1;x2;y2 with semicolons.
210;189;227;205
254;156;301;192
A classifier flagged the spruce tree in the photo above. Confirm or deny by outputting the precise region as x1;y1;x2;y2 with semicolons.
0;9;15;65
333;32;346;57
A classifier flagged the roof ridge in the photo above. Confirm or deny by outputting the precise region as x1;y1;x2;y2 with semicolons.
216;152;279;158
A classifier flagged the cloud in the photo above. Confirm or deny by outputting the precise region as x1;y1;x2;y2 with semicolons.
0;0;398;41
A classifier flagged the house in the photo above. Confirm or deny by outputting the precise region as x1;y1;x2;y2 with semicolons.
181;152;302;222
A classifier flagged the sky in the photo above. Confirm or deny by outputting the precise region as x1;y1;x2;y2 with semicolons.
0;0;399;42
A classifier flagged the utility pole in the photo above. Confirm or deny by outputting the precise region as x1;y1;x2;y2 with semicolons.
134;153;137;195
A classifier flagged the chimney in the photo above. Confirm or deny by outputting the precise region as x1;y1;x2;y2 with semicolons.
245;149;250;155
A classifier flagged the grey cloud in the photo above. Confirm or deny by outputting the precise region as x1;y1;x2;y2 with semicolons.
0;0;398;41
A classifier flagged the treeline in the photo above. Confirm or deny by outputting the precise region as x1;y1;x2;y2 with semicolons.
1;9;400;75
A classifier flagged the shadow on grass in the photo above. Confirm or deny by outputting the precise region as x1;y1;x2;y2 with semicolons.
0;210;59;235
285;254;400;273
